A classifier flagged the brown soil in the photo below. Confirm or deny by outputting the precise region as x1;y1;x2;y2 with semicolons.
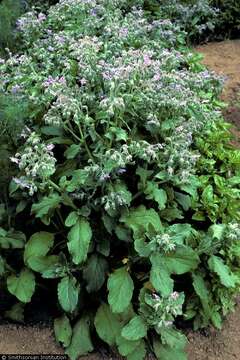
196;40;240;146
0;40;240;360
195;40;240;103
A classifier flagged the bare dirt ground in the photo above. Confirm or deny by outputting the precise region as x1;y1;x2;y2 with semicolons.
196;39;240;146
0;40;240;359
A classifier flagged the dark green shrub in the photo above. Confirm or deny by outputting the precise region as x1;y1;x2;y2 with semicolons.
0;1;239;359
210;0;240;38
143;0;219;42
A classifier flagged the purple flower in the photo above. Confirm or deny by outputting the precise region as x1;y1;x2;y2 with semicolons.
99;173;111;182
143;54;151;66
119;27;129;38
46;144;55;151
117;168;126;175
59;76;66;84
10;157;20;164
38;13;46;22
80;78;87;86
11;85;21;94
90;8;97;16
153;73;161;81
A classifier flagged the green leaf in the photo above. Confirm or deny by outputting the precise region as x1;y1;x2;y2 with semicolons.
160;327;187;349
7;268;35;303
192;273;209;301
27;255;60;273
24;232;54;266
175;192;191;211
150;254;173;296
5;303;24;323
94;303;122;346
83;254;108;293
127;340;146;360
120;205;162;235
165;246;199;274
209;224;225;241
116;336;140;356
66;315;93;360
211;311;222;329
0;229;26;249
153;339;187;360
160;207;183;222
202;185;214;205
57;275;79;313
31;193;61;225
54;315;72;348
108;267;134;313
65;211;79;227
121;316;147;341
208;255;237;288
64;144;80;159
145;182;167;210
168;224;193;244
67;217;92;265
0;255;5;276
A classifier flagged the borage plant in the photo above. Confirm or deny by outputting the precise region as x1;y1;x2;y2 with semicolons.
0;1;240;359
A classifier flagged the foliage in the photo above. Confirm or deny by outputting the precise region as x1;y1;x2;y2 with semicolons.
0;0;58;56
210;0;240;38
0;1;240;359
0;0;23;54
143;0;219;42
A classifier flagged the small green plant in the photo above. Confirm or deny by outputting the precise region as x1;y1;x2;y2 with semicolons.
0;1;239;359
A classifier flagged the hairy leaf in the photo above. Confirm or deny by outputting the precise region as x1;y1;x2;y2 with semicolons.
83;254;108;293
54;315;72;348
108;267;134;313
57;276;79;313
208;256;237;288
121;316;147;341
67;217;92;265
66;315;93;360
94;303;122;346
7;268;35;303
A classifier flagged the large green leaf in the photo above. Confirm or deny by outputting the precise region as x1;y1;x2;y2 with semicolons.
165;246;199;274
208;224;225;240
108;267;134;313
159;327;187;350
5;303;24;323
121;316;147;341
145;182;167;210
67;217;92;265
7;268;35;303
150;254;173;296
153;339;187;360
27;255;60;273
83;254;108;293
66;315;93;360
116;336;140;357
192;273;209;301
0;228;25;249
120;205;162;234
208;255;237;288
31;193;61;225
24;232;54;269
127;340;146;360
65;211;79;227
54;315;72;348
57;275;79;313
94;303;122;346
